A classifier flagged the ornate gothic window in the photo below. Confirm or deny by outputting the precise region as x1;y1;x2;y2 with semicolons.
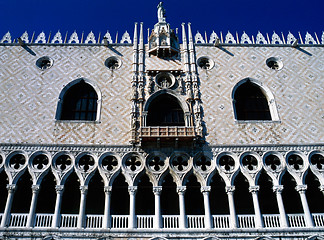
146;94;185;126
59;80;98;121
233;80;271;120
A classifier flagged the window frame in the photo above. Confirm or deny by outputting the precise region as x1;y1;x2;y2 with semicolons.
55;78;102;123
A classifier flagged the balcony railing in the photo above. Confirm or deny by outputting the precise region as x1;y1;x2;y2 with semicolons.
2;213;324;229
140;126;195;138
263;214;281;228
162;215;179;228
237;215;255;228
287;213;306;227
212;215;230;228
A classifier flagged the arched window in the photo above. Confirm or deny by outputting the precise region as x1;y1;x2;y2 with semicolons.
146;94;185;126
59;80;98;121
233;80;271;120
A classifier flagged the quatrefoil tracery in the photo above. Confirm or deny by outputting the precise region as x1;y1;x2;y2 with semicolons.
125;156;142;172
242;155;258;171
265;154;281;171
287;154;304;171
101;155;118;171
310;154;324;170
55;155;72;171
9;154;26;170
196;155;211;171
32;154;49;170
148;156;165;172
219;155;235;172
172;156;189;172
78;155;95;172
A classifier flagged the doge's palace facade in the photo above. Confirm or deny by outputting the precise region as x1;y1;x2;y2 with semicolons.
0;2;323;240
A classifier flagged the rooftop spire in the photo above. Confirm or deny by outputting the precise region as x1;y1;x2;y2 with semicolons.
157;2;166;23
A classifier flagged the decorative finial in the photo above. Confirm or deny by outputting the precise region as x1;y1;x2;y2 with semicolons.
157;2;166;23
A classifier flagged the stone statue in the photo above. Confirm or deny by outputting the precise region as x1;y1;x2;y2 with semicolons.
157;2;166;22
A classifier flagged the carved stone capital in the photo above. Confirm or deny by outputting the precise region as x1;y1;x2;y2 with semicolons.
104;186;112;194
128;186;137;194
320;185;324;192
296;185;307;193
249;185;260;193
32;185;40;193
6;184;16;193
80;186;88;194
177;186;186;194
55;185;64;193
200;186;211;193
153;186;162;195
225;186;235;193
273;185;284;193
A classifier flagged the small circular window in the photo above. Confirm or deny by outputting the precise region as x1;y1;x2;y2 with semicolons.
105;56;122;70
155;72;175;89
266;57;283;70
197;56;214;70
36;56;53;70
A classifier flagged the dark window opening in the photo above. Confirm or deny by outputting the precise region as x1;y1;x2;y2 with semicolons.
305;171;324;213
281;172;303;213
161;173;179;215
210;173;229;214
111;173;129;215
185;174;204;215
135;174;154;215
11;171;32;213
36;171;56;213
257;170;278;214
61;172;80;214
234;81;271;120
86;170;104;214
234;172;254;214
0;171;9;213
147;94;185;126
60;81;98;121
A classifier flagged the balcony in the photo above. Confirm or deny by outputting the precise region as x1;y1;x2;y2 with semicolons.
3;213;324;229
139;126;195;141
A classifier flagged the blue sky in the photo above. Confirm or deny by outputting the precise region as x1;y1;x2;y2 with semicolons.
0;0;323;41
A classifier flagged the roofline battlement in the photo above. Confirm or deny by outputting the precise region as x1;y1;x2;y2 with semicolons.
1;30;323;46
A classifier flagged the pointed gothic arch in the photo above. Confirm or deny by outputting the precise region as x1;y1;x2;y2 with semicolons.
143;90;191;127
232;78;279;121
56;78;101;121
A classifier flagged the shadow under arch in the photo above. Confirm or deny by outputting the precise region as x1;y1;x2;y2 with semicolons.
231;78;279;121
55;78;102;121
143;89;191;127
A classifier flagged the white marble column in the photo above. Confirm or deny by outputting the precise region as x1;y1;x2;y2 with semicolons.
128;186;137;229
52;185;64;228
26;185;40;227
249;185;263;228
153;186;162;229
1;184;16;227
103;186;112;228
77;185;88;228
225;186;237;228
201;186;212;229
273;185;288;228
177;186;187;229
296;185;314;227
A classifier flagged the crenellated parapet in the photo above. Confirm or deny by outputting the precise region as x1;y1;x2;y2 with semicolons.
1;30;323;45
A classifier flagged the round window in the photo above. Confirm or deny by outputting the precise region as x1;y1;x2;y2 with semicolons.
197;56;214;70
155;72;175;89
266;57;283;70
105;56;122;70
36;56;54;70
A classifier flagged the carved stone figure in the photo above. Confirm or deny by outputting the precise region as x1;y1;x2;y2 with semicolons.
157;2;166;22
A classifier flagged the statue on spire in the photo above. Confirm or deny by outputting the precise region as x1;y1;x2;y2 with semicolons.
157;2;166;23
